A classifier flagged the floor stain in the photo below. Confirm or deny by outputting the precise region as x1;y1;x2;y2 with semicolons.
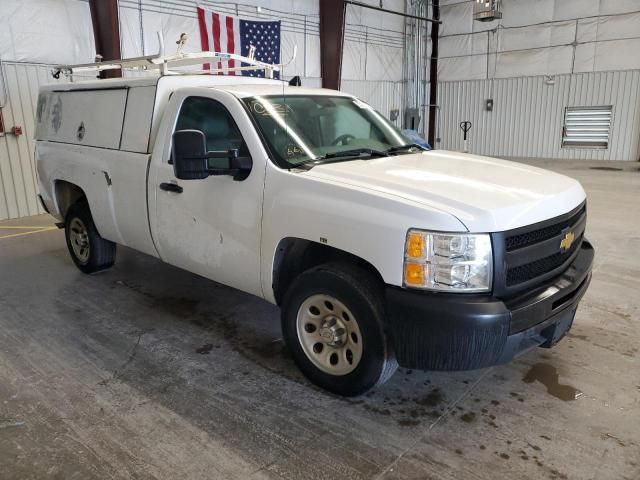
460;411;476;423
523;363;582;401
398;418;421;427
195;343;213;354
567;332;590;342
364;405;391;416
414;388;444;407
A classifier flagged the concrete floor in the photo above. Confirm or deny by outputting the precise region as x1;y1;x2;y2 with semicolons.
0;160;638;480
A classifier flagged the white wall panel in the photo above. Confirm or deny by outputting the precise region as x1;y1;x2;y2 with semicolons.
0;64;51;220
0;0;94;64
439;0;640;81
436;70;640;161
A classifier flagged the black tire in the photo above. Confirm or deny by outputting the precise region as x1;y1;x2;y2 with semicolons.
281;262;397;396
64;200;116;274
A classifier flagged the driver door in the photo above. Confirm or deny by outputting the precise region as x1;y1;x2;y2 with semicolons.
148;89;266;298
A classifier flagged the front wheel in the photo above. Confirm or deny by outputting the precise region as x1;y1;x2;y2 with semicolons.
281;263;397;396
64;200;116;274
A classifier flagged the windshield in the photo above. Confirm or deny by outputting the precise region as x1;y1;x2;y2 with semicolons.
243;95;411;167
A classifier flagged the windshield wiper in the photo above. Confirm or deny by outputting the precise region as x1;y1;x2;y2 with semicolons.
297;148;389;168
385;143;429;154
322;148;389;159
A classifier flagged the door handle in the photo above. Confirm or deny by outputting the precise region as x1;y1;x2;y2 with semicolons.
159;182;183;193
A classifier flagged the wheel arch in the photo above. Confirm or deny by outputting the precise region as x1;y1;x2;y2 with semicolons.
271;237;385;306
54;180;87;219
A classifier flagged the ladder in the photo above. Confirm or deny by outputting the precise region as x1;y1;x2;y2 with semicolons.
52;33;296;80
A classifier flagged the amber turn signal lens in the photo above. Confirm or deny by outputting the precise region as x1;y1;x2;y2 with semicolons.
406;232;425;258
404;263;425;286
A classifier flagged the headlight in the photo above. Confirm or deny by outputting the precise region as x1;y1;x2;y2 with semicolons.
403;230;493;292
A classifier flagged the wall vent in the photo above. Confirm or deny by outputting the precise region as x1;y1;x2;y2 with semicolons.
562;106;612;148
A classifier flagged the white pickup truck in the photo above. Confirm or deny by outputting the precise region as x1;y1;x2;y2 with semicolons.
35;61;593;396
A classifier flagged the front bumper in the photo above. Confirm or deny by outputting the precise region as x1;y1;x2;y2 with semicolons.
385;240;594;371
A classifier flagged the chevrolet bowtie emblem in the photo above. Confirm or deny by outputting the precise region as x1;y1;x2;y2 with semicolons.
560;231;575;252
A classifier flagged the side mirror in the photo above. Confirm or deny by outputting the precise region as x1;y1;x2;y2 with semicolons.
205;148;253;181
172;130;209;180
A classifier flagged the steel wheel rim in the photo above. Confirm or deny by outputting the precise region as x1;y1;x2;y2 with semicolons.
296;294;363;376
69;217;90;263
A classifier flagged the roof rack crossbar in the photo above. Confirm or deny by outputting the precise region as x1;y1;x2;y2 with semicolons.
52;32;296;80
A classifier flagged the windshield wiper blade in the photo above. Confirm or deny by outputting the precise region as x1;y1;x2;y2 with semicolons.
385;143;428;154
295;148;389;169
322;148;388;160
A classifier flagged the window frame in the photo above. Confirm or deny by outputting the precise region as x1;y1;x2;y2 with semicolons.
172;95;248;167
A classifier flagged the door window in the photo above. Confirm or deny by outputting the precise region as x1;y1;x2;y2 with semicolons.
175;97;248;168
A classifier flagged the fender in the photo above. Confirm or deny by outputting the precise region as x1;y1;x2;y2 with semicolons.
260;165;467;303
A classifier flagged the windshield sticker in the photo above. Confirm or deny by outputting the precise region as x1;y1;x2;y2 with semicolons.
286;145;304;157
252;101;292;116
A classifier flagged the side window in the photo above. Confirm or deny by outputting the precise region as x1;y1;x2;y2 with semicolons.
175;97;248;168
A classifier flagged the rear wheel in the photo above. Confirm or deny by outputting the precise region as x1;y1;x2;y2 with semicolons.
281;263;397;396
65;200;116;274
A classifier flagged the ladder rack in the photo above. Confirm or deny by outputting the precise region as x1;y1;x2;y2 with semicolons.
52;33;295;80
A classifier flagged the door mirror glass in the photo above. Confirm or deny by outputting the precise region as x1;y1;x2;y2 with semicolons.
172;129;209;180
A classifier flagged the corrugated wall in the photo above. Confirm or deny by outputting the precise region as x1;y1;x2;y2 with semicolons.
0;63;55;221
436;70;640;161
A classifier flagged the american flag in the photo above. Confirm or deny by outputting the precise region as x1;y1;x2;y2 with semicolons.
197;7;281;78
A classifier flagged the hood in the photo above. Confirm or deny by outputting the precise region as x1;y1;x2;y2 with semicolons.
304;150;586;232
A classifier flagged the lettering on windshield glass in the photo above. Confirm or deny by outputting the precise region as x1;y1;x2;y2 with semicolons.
252;101;292;116
286;145;304;157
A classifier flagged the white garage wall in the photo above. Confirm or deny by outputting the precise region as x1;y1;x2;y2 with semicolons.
119;0;407;82
434;70;640;161
433;0;640;161
439;0;640;81
0;64;60;220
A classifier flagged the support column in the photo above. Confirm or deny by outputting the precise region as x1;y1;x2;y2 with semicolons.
428;0;440;147
320;0;346;90
89;0;122;78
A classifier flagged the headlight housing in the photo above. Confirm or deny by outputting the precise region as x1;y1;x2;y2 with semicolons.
403;230;493;292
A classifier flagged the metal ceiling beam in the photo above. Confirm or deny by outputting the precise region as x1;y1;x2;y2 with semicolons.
345;1;441;24
319;0;347;90
88;0;122;79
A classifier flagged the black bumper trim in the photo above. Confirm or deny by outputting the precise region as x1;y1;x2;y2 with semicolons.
385;240;594;371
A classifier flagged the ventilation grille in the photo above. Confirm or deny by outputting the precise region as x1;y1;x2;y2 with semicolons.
506;233;583;286
562;106;612;148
